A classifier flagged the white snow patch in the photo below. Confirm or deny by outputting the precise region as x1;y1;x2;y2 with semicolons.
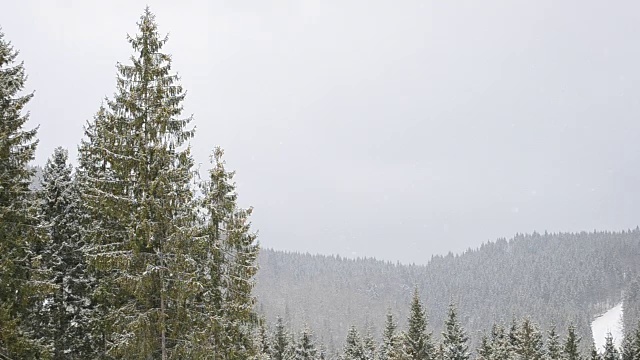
591;302;624;351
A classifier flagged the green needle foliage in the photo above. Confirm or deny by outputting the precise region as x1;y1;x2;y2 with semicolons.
0;27;41;359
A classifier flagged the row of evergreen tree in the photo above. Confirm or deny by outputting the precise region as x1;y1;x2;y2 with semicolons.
259;289;640;360
254;232;640;350
1;8;259;359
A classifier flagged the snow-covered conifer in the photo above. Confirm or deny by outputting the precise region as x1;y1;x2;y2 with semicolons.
563;325;582;360
77;7;199;358
272;317;294;360
621;333;634;360
0;27;41;359
32;147;94;359
194;146;260;357
590;343;602;360
546;327;561;360
489;325;513;360
295;326;319;360
441;304;469;360
380;311;403;360
343;326;366;360
515;318;545;360
477;335;492;360
403;288;435;360
603;333;620;360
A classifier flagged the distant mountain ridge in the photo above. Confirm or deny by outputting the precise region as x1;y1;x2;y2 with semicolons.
254;230;640;353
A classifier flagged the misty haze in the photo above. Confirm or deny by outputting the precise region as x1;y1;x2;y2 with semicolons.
1;1;639;359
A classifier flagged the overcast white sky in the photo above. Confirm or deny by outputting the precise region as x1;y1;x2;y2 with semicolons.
3;0;640;264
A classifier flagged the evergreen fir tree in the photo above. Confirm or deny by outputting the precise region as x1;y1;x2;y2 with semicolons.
380;311;403;360
363;327;377;360
403;288;435;360
272;317;294;360
256;321;273;359
564;325;582;360
200;147;259;358
621;333;634;360
295;326;318;360
515;318;545;360
589;343;602;360
477;336;492;360
489;324;513;360
78;8;199;359
33;147;94;359
441;304;469;360
343;326;366;360
0;27;41;359
603;332;620;360
509;319;520;355
546;327;562;360
633;323;640;360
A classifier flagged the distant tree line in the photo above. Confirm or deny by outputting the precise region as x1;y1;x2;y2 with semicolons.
256;288;640;360
255;231;640;353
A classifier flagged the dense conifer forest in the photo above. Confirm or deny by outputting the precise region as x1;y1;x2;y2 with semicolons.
1;7;640;360
255;231;640;355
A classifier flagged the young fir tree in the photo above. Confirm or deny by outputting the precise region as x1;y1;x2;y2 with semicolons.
379;311;403;360
602;332;620;360
590;343;602;360
546;327;562;360
441;304;469;360
620;334;634;360
0;27;41;358
403;288;435;360
508;319;521;356
256;321;273;359
295;326;318;360
515;318;545;360
272;317;294;360
489;324;513;360
633;323;640;360
33;147;94;359
198;147;259;358
564;325;582;360
477;336;492;360
363;327;377;360
78;8;199;359
343;326;366;360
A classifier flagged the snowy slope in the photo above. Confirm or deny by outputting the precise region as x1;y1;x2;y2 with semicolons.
591;302;624;351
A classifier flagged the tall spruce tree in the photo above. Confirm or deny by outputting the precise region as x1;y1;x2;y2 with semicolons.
272;317;294;360
621;334;634;360
256;321;273;359
590;343;602;360
343;326;366;360
564;325;582;360
78;8;199;359
380;311;403;360
363;327;377;360
477;336;492;360
295;326;318;360
515;318;545;360
441;304;469;360
403;288;435;360
546;327;561;360
33;147;94;359
198;147;259;358
633;323;640;360
0;28;41;358
489;324;513;360
603;333;620;360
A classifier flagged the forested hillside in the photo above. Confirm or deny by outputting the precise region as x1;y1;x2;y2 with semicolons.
255;230;640;353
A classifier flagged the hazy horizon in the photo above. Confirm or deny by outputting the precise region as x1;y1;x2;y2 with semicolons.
3;0;640;264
